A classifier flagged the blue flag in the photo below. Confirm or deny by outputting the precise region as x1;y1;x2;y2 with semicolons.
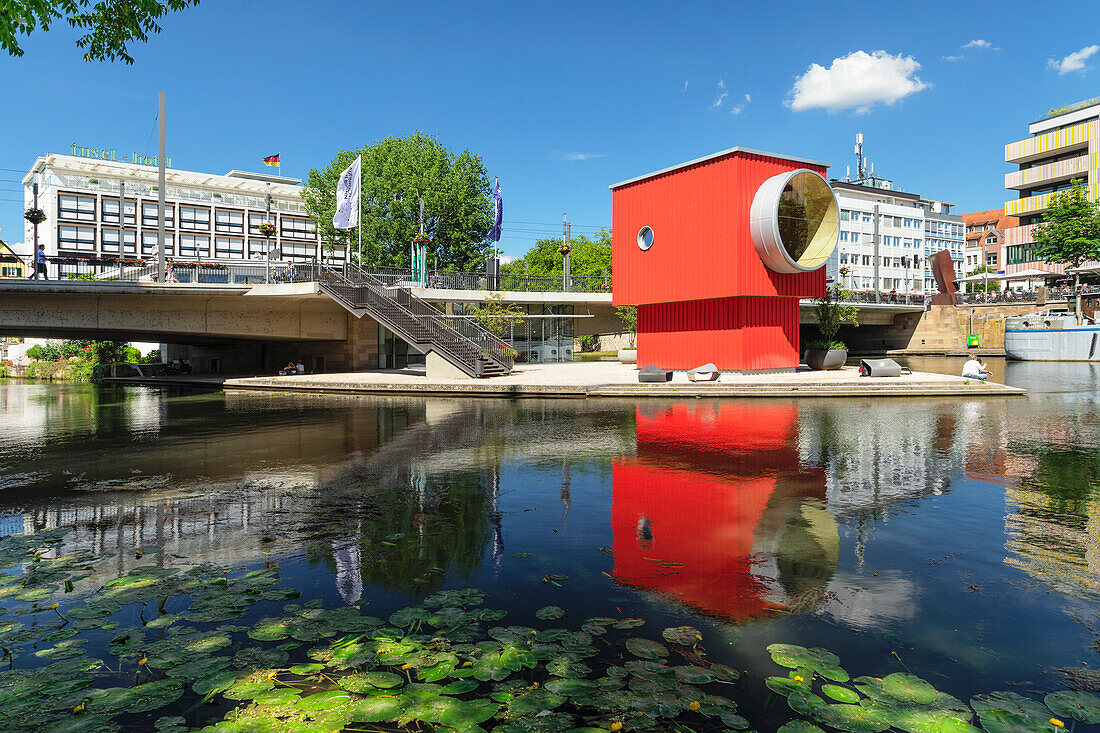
488;177;502;242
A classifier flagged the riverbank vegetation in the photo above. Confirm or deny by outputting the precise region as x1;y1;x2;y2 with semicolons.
19;340;157;382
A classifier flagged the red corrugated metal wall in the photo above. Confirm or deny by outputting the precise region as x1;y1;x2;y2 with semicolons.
636;295;800;370
611;150;828;307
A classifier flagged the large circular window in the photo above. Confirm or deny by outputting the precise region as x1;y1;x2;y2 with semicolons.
637;226;654;251
749;169;839;273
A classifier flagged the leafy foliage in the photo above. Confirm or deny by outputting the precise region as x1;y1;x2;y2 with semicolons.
614;305;637;346
813;284;859;349
474;292;525;338
502;231;612;278
0;0;201;64
1032;178;1100;271
302;132;495;270
965;266;1001;293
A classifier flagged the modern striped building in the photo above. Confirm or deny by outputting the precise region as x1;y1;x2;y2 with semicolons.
21;154;345;273
1003;98;1100;276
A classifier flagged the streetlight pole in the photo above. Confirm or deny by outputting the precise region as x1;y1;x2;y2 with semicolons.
265;183;272;284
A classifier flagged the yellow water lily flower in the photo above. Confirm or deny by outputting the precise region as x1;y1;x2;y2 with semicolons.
46;603;59;611
611;723;623;732
1051;719;1064;728
138;656;148;666
401;663;412;670
689;701;700;711
73;702;85;714
794;675;804;682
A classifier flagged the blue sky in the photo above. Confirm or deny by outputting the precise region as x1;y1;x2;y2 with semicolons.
1;1;1099;257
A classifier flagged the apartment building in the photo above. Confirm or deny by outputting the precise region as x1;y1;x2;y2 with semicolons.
961;209;1018;275
827;177;965;295
1003;98;1100;276
21;154;345;270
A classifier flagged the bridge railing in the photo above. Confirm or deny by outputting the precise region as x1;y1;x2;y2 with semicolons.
956;290;1041;305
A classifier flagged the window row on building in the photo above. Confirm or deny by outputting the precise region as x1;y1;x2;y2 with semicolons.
56;225;323;260
56;193;318;240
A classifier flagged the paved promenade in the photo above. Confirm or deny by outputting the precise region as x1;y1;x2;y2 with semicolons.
215;362;1025;398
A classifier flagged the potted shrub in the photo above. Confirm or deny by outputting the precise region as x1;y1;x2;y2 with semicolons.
805;283;859;370
615;305;637;364
24;207;46;225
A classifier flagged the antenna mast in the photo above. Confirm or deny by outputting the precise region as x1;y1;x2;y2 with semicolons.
854;133;866;180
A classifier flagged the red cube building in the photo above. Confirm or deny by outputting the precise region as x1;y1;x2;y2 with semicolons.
611;147;839;371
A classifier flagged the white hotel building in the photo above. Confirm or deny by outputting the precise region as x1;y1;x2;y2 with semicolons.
826;176;965;295
21;154;344;270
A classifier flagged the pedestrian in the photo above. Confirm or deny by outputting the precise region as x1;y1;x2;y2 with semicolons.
27;245;47;280
296;360;305;375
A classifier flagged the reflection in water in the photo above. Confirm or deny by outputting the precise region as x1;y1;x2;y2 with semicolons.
3;366;1100;699
612;402;837;621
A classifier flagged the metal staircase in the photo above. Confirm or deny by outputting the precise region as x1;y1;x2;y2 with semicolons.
311;263;513;378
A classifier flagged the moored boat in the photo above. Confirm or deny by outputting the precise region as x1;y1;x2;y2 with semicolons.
1005;310;1100;361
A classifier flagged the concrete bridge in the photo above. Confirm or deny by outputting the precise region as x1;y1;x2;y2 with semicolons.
0;278;925;374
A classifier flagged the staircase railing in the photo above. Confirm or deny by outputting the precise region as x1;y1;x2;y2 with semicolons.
312;263;513;377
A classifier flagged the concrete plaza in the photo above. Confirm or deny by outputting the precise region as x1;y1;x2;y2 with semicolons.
216;361;1024;399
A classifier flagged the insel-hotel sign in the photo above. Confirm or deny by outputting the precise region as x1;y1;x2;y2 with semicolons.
69;143;173;168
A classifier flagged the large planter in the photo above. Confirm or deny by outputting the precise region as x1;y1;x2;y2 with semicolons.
617;348;637;364
804;348;847;371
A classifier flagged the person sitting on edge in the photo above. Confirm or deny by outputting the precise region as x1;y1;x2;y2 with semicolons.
283;361;296;374
296;360;305;374
962;354;990;381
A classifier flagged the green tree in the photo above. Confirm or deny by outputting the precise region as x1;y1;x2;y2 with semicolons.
614;305;637;347
1032;178;1100;314
965;265;1001;293
810;284;859;350
1;0;200;63
501;231;612;278
303;132;494;270
473;293;524;339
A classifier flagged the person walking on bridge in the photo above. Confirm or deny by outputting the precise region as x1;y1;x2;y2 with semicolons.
27;245;47;280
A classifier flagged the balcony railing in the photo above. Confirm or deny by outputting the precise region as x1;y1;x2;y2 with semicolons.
1005;121;1092;164
1005;154;1089;190
356;266;612;294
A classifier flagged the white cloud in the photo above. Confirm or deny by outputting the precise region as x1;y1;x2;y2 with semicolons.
963;39;996;50
711;78;728;108
1048;45;1100;75
548;150;607;162
682;80;689;92
942;54;965;62
787;50;929;113
743;93;751;103
730;94;751;115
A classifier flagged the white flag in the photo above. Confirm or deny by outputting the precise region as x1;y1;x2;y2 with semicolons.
332;155;361;230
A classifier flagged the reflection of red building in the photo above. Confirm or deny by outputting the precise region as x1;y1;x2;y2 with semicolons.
612;402;831;621
611;148;838;371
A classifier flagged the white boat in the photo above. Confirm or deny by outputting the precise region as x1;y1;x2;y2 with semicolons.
1005;310;1100;361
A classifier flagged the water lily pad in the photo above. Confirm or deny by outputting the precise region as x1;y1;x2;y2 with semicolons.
1046;691;1100;724
890;708;983;733
222;678;276;700
289;663;325;676
545;678;600;695
193;670;238;697
822;684;862;704
672;666;714;684
128;679;184;713
613;618;645;629
768;644;849;682
662;626;702;645
536;606;565;620
789;690;828;716
350;695;405;722
441;679;479;695
779;722;827;733
971;692;1051;724
881;673;941;705
767;675;812;696
710;663;740;681
814;703;892;732
297;690;350;712
252;688;303;706
625;638;668;659
509;689;566;715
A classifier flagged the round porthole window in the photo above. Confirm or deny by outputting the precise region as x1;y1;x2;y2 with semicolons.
749;169;840;273
637;226;654;251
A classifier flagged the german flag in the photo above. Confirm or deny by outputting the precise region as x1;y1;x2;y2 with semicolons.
262;153;281;167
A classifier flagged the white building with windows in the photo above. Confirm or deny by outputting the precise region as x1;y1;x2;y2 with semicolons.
21;154;343;271
827;176;965;295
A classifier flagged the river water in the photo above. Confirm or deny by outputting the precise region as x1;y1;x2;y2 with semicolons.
1;359;1100;728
